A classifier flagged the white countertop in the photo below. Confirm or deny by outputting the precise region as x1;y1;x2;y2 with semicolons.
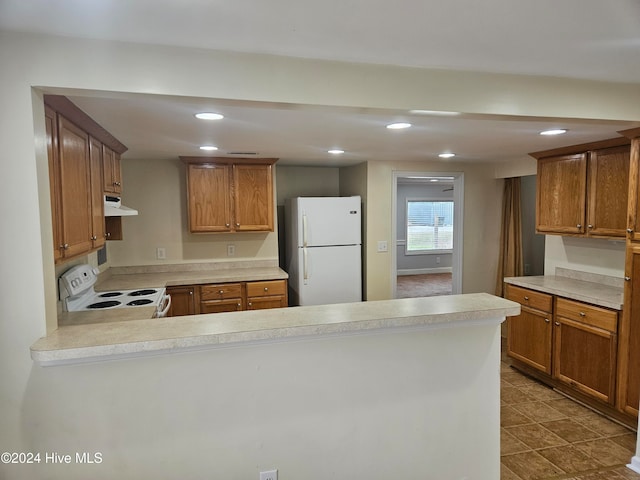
34;293;520;366
504;275;624;310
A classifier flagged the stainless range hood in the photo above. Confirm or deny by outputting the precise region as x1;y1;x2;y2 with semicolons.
104;195;138;216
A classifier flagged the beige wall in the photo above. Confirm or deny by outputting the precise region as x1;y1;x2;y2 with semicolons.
3;30;640;480
275;165;340;204
365;160;503;300
107;158;279;266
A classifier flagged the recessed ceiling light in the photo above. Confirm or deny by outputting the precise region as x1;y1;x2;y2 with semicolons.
430;179;439;182
386;122;412;130
199;145;218;151
195;112;224;120
409;110;460;116
438;153;456;158
540;129;567;136
328;149;345;154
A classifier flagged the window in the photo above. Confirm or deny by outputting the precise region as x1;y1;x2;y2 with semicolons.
406;199;454;254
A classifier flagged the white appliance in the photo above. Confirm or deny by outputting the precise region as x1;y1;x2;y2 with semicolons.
59;264;171;317
285;196;362;306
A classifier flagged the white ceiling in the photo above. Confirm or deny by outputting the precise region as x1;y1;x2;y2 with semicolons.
2;0;640;166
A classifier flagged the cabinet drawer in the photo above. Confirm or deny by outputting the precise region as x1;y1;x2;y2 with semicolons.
246;280;286;298
200;299;243;313
200;283;243;300
555;297;618;333
505;285;553;313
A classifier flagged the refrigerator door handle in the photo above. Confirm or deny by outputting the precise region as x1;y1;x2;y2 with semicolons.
303;246;309;282
302;214;308;247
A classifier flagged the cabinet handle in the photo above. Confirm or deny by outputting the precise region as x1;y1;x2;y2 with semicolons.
576;224;582;229
248;302;252;306
218;290;224;294
225;223;230;228
579;312;586;317
627;228;634;234
236;223;240;227
555;321;560;326
544;318;550;323
523;296;529;301
62;243;69;250
625;276;631;281
588;224;593;229
264;287;269;292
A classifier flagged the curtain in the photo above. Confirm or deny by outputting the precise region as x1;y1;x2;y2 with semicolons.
495;177;524;296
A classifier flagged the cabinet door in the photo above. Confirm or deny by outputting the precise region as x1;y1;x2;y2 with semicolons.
628;138;640;241
166;286;195;317
200;299;244;314
618;245;640;417
247;295;287;310
89;137;105;249
587;145;630;238
102;145;122;194
507;307;553;374
57;115;93;258
553;317;617;404
45;106;63;263
187;164;232;232
536;153;587;234
233;164;274;232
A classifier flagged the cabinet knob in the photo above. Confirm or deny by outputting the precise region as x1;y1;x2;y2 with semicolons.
555;321;560;326
544;318;550;323
523;296;529;301
91;235;97;241
264;287;269;292
579;311;586;317
627;228;634;234
62;243;69;250
576;224;582;229
189;291;193;295
248;302;252;306
225;223;230;228
218;290;224;294
237;303;242;307
625;276;631;281
114;181;121;186
587;224;593;229
236;223;240;227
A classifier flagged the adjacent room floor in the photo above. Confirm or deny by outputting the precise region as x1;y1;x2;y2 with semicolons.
500;358;640;479
396;273;452;298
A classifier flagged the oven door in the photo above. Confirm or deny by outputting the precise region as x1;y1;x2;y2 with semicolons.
155;294;172;318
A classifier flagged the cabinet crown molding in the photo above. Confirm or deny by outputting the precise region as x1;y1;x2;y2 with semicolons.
529;136;630;160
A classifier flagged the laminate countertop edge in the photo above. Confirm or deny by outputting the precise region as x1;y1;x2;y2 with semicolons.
504;276;624;310
32;293;520;366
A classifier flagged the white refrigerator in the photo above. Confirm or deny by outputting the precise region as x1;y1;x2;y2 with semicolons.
285;196;362;306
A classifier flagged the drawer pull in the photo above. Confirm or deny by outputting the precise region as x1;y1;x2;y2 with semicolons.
544;318;550;323
219;290;224;294
523;296;529;301
625;276;631;281
264;287;269;292
579;312;586;317
555;321;560;326
577;224;582;229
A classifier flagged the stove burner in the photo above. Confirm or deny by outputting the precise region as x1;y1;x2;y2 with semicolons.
87;300;121;309
128;289;157;297
127;299;153;306
99;292;122;298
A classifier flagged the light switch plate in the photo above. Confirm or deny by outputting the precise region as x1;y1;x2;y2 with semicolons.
377;240;388;252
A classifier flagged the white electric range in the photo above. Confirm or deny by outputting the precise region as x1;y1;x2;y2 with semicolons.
59;264;171;317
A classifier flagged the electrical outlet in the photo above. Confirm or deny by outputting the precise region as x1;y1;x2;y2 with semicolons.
227;244;236;257
259;469;278;480
156;247;166;260
377;240;388;252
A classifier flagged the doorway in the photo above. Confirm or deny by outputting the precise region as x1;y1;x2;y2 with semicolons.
392;171;464;298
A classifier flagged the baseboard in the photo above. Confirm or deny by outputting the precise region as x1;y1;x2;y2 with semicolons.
628;456;640;473
398;267;452;276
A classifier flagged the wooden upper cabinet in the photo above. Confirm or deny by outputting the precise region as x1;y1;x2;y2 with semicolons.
233;164;273;231
536;153;587;235
103;145;122;195
89;137;106;249
625;133;640;242
57;114;94;258
183;157;276;233
45;106;63;263
533;138;631;239
187;164;232;232
588;145;630;238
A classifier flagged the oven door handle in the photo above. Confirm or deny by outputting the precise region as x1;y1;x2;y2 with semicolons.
157;294;172;317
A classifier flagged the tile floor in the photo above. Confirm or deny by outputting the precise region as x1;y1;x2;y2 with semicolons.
500;360;640;479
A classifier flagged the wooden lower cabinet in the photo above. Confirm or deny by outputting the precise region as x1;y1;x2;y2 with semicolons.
246;280;288;310
505;285;553;374
618;244;640;417
506;283;624;415
200;283;244;313
166;286;196;317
